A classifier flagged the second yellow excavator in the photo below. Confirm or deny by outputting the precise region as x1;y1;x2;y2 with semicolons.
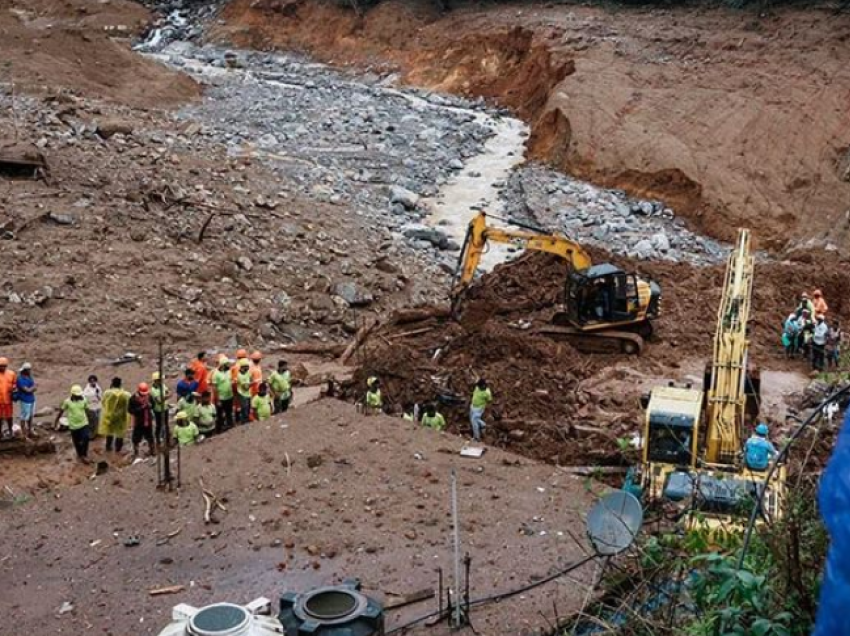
451;211;662;354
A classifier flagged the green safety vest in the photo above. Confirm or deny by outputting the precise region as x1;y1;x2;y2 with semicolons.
211;370;233;400
422;412;446;431
471;387;492;409
269;370;292;397
62;398;89;430
236;371;253;398
151;384;170;413
252;394;273;420
173;422;199;446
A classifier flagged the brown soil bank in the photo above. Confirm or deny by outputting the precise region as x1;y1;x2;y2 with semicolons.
1;0;198;108
216;0;850;250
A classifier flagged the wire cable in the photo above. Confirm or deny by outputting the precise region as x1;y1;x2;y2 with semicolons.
736;382;850;570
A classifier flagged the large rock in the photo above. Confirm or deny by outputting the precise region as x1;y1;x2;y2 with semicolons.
331;281;374;307
402;224;450;250
632;239;655;260
650;232;671;252
390;186;420;210
96;119;134;139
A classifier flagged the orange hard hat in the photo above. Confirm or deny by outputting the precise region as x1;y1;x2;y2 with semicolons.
138;382;150;395
0;357;8;366
236;348;248;359
251;350;263;361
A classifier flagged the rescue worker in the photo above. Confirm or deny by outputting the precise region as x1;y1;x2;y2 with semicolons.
172;411;199;446
268;359;292;413
82;375;102;439
54;385;90;463
797;309;815;359
129;382;155;458
195;391;217;436
189;351;210;395
827;321;843;369
236;359;253;424
364;377;382;414
249;351;264;396
177;391;199;424
744;423;777;471
401;402;417;423
813;313;829;371
251;382;273;421
99;377;131;453
150;371;171;444
211;356;234;432
0;357;17;439
795;292;815;318
469;378;493;442
16;362;36;438
782;312;800;358
231;348;249;419
813;289;829;316
176;368;198;400
421;404;446;431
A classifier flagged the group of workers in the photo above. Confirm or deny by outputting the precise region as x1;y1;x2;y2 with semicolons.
783;289;843;371
364;376;494;443
46;349;293;464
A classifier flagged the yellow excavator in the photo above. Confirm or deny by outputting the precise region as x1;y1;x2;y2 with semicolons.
451;211;661;354
634;228;785;528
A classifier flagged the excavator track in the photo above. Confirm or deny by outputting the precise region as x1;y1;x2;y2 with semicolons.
533;324;645;355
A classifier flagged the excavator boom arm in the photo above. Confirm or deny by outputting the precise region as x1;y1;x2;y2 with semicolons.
453;212;593;296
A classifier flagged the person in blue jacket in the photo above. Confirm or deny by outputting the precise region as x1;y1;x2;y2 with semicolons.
744;423;777;471
814;407;850;635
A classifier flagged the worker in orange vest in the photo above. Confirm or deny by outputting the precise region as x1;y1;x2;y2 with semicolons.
249;351;263;396
0;357;16;439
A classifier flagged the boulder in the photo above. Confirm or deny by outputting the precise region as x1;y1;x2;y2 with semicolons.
402;224;449;250
390;186;420;210
632;239;655;260
331;281;374;307
650;232;671;252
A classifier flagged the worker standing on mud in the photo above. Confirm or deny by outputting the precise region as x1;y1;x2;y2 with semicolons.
795;292;815;318
172;411;199;446
55;385;90;464
176;368;198;400
129;383;155;458
269;360;292;414
364;377;382;415
249;351;264;396
421;403;446;431
813;314;829;372
82;375;102;439
813;289;829;316
231;348;249;420
195;390;217;437
469;378;492;442
251;382;273;421
150;372;170;444
99;377;131;453
211;356;234;432
0;358;17;439
827;321;843;369
236;360;253;424
16;363;36;438
190;352;210;395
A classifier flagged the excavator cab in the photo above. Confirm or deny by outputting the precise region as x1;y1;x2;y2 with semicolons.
566;265;641;325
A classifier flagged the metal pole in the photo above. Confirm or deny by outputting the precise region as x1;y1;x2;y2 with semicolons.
159;338;172;490
451;468;462;628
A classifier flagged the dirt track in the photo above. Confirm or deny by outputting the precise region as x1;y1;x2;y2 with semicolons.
0;400;598;636
217;0;850;250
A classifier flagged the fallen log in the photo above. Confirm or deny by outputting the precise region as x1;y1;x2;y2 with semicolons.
148;585;186;597
279;342;346;356
0;438;56;456
340;319;379;365
386;326;435;341
390;306;451;326
558;466;628;476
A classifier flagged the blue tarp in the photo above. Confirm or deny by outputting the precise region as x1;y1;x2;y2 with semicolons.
813;408;850;635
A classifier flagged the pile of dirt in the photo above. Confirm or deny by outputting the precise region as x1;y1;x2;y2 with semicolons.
1;0;198;108
215;0;850;251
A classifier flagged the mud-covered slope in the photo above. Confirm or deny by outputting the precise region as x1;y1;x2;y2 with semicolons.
214;0;850;251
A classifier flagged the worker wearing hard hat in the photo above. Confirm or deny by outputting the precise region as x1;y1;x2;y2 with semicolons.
211;356;234;432
0;357;16;439
364;377;382;414
744;423;778;471
55;385;91;463
235;359;253;424
150;371;171;443
172;411;200;447
231;348;249;420
129;382;155;458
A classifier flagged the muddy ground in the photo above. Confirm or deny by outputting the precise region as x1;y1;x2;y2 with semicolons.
0;400;599;636
217;0;850;251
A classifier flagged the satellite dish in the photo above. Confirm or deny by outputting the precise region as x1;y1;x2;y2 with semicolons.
586;491;643;556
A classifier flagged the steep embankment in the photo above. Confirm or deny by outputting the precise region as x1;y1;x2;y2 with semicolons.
214;0;850;250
